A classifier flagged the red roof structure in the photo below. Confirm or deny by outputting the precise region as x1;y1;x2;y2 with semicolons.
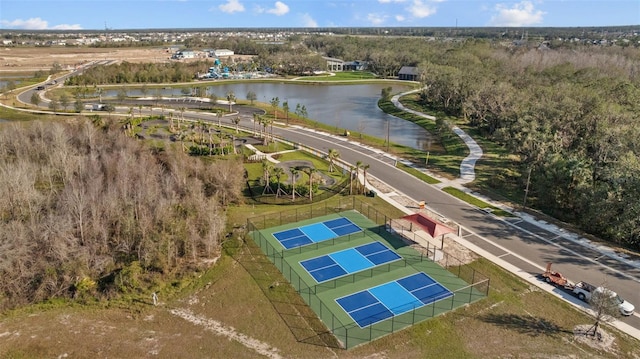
401;212;455;238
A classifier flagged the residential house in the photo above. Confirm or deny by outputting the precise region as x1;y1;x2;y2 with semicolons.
398;66;420;81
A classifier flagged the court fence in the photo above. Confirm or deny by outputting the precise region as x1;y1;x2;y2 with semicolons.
247;197;490;349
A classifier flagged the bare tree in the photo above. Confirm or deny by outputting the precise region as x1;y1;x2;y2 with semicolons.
585;286;621;340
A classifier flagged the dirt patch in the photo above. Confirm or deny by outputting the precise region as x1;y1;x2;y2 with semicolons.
573;324;618;354
1;47;171;73
169;308;284;359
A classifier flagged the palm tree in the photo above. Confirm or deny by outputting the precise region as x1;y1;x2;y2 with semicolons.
261;160;274;195
232;116;241;133
179;131;187;152
219;133;227;156
282;100;290;125
179;107;186;132
126;107;134;136
355;160;363;194
208;127;213;155
362;163;370;194
349;165;356;195
327;149;340;172
270;97;279;122
230;133;237;155
198;121;206;144
261;116;271;146
226;91;236;112
252;113;259;136
305;167;317;201
273;167;287;197
216;109;223;128
290;167;299;201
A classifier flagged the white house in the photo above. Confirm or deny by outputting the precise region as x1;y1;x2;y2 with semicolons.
214;49;234;57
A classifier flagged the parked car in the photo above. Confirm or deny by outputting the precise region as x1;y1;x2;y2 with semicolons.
572;281;635;316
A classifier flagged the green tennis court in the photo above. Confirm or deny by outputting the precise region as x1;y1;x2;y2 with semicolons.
249;207;488;349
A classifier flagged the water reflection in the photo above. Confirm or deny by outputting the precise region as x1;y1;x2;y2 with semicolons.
105;82;433;151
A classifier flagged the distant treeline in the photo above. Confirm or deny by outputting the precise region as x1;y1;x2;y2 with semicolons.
3;25;639;41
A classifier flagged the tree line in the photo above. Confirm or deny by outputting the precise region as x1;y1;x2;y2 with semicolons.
416;42;640;249
0;120;244;310
306;35;640;249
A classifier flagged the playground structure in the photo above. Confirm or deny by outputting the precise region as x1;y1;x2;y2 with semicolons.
197;58;274;80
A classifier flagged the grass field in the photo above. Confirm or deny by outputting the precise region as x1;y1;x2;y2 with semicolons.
1;48;639;357
1;195;639;357
0;198;640;359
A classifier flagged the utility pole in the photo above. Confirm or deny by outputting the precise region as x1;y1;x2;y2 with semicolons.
386;119;390;152
522;166;532;211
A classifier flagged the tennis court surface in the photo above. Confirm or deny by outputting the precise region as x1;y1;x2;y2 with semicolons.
273;217;362;249
335;272;453;327
300;241;401;283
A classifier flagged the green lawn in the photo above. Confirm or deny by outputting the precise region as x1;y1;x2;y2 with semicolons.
297;71;379;81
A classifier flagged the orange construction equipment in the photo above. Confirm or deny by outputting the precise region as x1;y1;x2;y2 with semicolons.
541;262;572;288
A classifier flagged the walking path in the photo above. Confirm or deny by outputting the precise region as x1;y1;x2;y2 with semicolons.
244;143;296;163
390;89;483;185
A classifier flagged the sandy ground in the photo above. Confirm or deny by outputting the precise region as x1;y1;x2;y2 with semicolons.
1;47;174;73
1;47;256;74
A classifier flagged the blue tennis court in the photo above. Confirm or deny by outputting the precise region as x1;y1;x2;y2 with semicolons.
273;217;362;249
300;241;401;282
336;272;453;327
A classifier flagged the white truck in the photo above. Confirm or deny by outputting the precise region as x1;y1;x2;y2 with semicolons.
572;281;635;316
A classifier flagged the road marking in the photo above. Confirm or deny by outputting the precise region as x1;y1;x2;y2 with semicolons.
497;216;640;284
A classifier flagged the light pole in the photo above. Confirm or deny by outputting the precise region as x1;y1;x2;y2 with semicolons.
522;166;533;211
386;119;390;152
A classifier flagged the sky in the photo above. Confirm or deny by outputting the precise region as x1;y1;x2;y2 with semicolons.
0;0;638;30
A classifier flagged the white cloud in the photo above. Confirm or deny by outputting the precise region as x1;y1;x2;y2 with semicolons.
489;1;545;26
0;17;81;30
51;24;83;30
408;0;437;18
301;13;318;27
378;0;407;3
395;14;406;22
367;13;388;25
267;1;289;16
219;0;245;14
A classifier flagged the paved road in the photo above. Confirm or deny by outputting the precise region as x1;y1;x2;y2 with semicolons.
262;123;640;332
